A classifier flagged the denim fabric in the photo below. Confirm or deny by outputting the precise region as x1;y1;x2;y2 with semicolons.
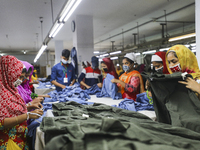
118;98;136;111
84;84;101;95
36;81;55;89
96;74;122;100
135;92;154;111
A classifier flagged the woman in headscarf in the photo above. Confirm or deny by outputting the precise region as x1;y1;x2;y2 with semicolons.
0;55;43;150
116;64;124;77
101;57;118;79
151;51;169;74
111;53;145;101
166;45;200;94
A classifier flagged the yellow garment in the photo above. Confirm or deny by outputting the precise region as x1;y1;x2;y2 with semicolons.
7;139;22;150
31;75;38;81
116;65;123;76
166;45;200;80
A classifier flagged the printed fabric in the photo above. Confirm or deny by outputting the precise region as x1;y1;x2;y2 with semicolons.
0;55;28;149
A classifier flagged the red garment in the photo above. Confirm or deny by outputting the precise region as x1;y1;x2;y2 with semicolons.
29;78;34;92
154;52;169;74
0;55;27;122
103;58;118;79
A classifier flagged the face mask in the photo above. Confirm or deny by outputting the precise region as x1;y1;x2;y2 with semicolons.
61;59;68;64
169;63;182;73
14;79;22;87
155;66;163;73
103;68;108;72
123;65;130;72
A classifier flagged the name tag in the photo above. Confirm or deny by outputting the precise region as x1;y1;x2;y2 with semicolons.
64;78;68;83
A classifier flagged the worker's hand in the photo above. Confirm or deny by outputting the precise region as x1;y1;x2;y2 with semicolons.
33;81;39;84
32;97;44;103
179;77;200;94
86;85;91;89
61;85;66;89
27;101;43;110
111;78;118;83
28;109;43;119
97;83;102;88
69;83;73;86
145;80;150;90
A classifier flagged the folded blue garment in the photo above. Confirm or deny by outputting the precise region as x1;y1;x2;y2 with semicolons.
96;74;122;100
118;98;136;111
84;84;101;95
135;92;154;111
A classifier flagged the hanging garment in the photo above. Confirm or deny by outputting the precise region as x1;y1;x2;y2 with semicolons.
148;72;200;132
96;74;122;99
40;101;200;150
71;47;78;77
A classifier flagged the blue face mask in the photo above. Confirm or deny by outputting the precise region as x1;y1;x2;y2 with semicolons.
61;59;68;64
123;65;130;72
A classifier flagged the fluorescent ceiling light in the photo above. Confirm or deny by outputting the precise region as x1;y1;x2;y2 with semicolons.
34;45;47;63
101;53;109;57
110;51;121;55
59;0;76;22
117;64;119;66
99;59;103;62
96;56;99;58
94;51;99;54
51;23;64;38
190;43;196;47
63;0;82;22
192;49;196;52
135;53;140;56
184;44;190;48
49;22;60;37
159;47;170;51
191;47;196;50
0;54;3;56
142;50;156;54
169;33;196;42
111;57;118;60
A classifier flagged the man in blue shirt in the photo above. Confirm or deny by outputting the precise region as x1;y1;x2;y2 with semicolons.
51;49;76;92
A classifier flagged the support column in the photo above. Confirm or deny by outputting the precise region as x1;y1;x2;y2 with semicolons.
196;0;200;66
55;40;64;64
73;15;94;75
45;50;51;76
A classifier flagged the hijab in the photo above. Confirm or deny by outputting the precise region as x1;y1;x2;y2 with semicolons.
116;65;123;76
166;45;200;80
0;55;27;122
102;57;118;79
154;52;169;74
21;61;34;92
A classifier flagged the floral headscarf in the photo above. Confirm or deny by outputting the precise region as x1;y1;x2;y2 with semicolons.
0;55;27;122
166;45;200;80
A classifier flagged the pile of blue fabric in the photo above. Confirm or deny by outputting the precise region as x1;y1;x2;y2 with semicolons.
96;74;122;100
36;81;55;89
84;84;101;95
43;83;91;104
118;92;154;111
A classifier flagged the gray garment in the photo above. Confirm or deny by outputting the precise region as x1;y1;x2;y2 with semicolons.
41;101;200;150
147;72;200;132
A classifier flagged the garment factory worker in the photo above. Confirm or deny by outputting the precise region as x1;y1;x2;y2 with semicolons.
51;49;76;92
0;55;43;150
165;45;200;95
78;56;102;89
101;57;118;79
151;51;169;74
111;53;145;101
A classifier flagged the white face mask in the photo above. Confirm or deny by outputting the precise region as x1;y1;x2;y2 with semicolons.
61;59;68;64
14;79;22;87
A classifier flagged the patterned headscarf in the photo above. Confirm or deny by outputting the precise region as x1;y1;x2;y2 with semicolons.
0;56;27;122
166;45;200;80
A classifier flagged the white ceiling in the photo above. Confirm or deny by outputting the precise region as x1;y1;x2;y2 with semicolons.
0;0;195;56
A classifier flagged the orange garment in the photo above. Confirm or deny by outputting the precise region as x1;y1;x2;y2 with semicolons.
119;70;144;100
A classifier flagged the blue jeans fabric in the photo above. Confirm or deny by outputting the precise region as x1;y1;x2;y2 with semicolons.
96;74;122;100
36;81;55;89
84;84;101;95
135;92;154;111
118;98;136;111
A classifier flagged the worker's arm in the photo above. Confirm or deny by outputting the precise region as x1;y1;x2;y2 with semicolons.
51;80;66;89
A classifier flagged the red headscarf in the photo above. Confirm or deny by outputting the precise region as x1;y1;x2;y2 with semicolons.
0;55;27;122
154;52;169;74
102;57;118;79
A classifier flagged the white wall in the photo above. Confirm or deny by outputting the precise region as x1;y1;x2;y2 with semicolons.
12;54;35;64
